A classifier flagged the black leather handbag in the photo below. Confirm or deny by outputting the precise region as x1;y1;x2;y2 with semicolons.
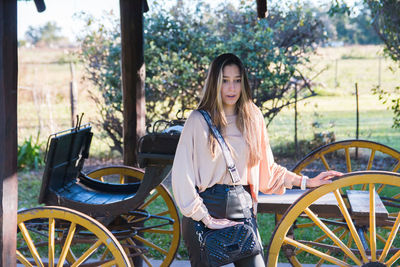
196;110;262;267
198;222;261;267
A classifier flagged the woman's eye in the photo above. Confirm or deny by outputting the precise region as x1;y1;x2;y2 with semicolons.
223;79;229;83
235;79;241;83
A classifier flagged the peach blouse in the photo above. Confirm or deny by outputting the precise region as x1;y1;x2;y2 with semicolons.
171;109;298;221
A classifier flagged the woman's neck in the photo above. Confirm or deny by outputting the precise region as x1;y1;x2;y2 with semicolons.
223;105;236;116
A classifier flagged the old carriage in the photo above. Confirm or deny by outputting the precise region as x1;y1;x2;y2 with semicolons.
16;118;400;266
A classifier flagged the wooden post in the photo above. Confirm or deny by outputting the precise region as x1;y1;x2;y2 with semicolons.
355;83;359;159
256;0;268;18
294;85;298;160
120;0;147;167
0;0;18;266
334;59;338;88
378;56;382;89
69;62;78;127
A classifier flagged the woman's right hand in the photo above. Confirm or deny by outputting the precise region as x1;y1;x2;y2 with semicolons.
201;214;243;230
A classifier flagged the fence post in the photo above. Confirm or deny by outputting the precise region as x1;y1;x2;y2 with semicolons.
355;83;359;159
378;57;382;89
334;59;338;88
69;62;78;127
294;85;298;159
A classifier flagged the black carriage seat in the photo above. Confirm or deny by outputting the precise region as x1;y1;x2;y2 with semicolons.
38;125;143;218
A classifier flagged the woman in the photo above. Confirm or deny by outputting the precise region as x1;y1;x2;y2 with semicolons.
171;53;342;266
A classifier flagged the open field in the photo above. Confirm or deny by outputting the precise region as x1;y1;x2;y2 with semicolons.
17;45;399;156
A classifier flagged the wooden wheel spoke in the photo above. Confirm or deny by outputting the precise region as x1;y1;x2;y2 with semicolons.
386;249;400;266
284;237;352;267
127;238;154;266
141;254;153;267
393;193;400;200
319;154;330;170
392;161;400;172
376;233;387;244
315;228;348;266
339;229;351;262
345;148;352;173
133;235;168;255
316;249;331;267
17;249;34;267
314;226;344;243
367;149;376;170
18;222;45;267
295;222;315;229
376;183;386;194
48;218;55;267
141;228;174;234
346;232;353;262
370;184;377;261
304;208;362;265
71;240;103;267
334;189;369;262
379;212;400;262
155;210;170;217
57;222;76;267
119;174;125;184
100;259;117;267
138;191;161;210
101;247;111;261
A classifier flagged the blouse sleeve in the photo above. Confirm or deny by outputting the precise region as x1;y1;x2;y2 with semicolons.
258;112;295;194
171;113;209;221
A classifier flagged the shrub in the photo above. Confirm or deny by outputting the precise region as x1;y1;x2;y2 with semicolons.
18;136;44;170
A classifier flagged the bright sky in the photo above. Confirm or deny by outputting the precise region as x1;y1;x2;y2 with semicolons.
18;0;119;41
17;0;358;42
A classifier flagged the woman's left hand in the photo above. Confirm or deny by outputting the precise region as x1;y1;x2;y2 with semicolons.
307;170;343;188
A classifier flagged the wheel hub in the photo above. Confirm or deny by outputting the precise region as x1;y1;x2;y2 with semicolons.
362;262;386;267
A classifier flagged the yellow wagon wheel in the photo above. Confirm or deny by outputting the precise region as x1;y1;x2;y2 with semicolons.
17;206;131;267
268;171;400;266
282;140;400;266
292;139;400;175
86;166;180;267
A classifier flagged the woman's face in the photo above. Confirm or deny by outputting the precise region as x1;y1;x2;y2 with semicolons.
221;64;241;112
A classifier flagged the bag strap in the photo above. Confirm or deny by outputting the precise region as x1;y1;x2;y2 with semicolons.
198;110;240;183
198;110;252;218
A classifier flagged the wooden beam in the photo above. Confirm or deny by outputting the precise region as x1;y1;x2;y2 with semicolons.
0;0;18;266
256;0;268;18
33;0;46;12
120;0;146;167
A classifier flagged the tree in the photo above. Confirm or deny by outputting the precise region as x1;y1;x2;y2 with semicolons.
366;0;400;128
367;0;400;62
330;0;400;128
79;1;325;153
79;12;123;153
24;21;65;46
216;2;324;124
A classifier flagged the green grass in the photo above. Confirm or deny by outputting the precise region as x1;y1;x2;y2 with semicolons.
269;94;400;162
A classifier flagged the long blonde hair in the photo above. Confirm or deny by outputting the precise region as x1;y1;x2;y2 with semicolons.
198;53;261;166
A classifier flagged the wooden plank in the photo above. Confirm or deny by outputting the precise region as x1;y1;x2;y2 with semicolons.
347;190;388;218
256;0;267;18
0;0;18;266
120;0;147;167
258;189;341;216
